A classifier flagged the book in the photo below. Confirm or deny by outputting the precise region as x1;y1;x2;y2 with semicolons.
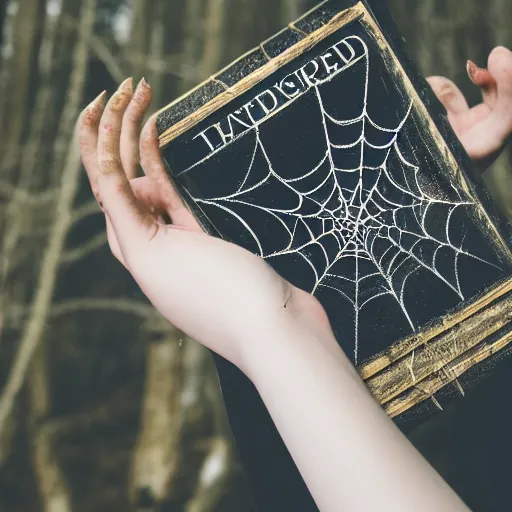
157;1;512;509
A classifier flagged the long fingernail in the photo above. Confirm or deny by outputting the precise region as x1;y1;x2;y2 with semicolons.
466;60;478;84
119;77;133;93
134;77;151;102
83;91;107;125
110;78;133;112
92;90;108;106
135;77;151;92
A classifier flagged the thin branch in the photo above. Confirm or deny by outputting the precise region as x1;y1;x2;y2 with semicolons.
62;13;187;81
60;232;108;264
44;387;138;436
71;199;101;224
6;299;161;329
62;14;125;82
50;298;158;320
0;180;56;204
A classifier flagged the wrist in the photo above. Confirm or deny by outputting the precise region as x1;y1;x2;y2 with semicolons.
237;288;358;384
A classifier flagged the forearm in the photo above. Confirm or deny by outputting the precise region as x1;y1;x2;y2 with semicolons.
244;323;470;512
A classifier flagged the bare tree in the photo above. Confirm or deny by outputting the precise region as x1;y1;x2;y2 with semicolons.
0;1;509;511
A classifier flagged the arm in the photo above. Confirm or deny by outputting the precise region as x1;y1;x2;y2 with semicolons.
78;79;470;512
244;297;470;512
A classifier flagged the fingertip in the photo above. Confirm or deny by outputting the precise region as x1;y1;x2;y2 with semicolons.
488;46;512;91
428;76;456;100
106;78;134;115
120;77;133;93
427;75;450;91
81;90;107;128
125;78;152;122
489;46;512;62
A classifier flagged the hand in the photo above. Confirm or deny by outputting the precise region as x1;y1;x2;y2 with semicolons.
78;78;329;372
427;46;512;170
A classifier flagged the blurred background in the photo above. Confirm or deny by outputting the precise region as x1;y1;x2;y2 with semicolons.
0;0;511;511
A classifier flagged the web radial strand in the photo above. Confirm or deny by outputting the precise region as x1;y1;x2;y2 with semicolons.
191;35;496;363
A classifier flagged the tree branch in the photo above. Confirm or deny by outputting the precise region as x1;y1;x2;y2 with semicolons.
0;180;56;205
51;298;158;320
6;298;162;330
71;200;101;224
60;232;108;264
28;344;72;512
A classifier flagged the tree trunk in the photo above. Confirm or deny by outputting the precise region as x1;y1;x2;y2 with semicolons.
180;0;206;92
28;345;72;512
127;0;154;81
0;0;45;175
130;332;183;509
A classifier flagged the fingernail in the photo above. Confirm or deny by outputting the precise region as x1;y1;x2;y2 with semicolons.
466;60;478;84
135;77;151;95
90;90;107;107
119;77;133;93
111;80;133;112
83;91;107;125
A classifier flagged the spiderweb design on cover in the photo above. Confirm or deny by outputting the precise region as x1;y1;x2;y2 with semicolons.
173;35;505;363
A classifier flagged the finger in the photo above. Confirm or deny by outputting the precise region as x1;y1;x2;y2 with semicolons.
79;90;107;203
427;76;470;116
467;59;498;108
97;78;155;254
121;78;152;179
140;114;190;220
78;92;129;263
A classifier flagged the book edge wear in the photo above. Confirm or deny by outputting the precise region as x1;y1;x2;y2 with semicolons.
156;0;512;426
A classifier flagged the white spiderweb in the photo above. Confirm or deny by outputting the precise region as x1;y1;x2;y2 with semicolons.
187;36;496;363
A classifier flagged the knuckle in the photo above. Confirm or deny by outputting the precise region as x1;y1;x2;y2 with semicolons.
99;156;123;174
79;137;91;153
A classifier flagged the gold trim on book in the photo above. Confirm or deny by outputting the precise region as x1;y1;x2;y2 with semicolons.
359;278;512;380
384;329;512;418
157;2;366;146
360;280;512;415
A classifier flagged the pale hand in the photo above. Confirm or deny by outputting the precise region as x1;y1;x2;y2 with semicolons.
428;46;512;170
78;78;330;372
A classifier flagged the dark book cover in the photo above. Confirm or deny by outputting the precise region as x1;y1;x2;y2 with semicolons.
157;1;512;509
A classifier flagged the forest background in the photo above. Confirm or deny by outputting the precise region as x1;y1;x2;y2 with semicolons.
0;0;511;511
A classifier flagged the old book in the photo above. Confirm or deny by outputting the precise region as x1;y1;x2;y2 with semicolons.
157;1;512;509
